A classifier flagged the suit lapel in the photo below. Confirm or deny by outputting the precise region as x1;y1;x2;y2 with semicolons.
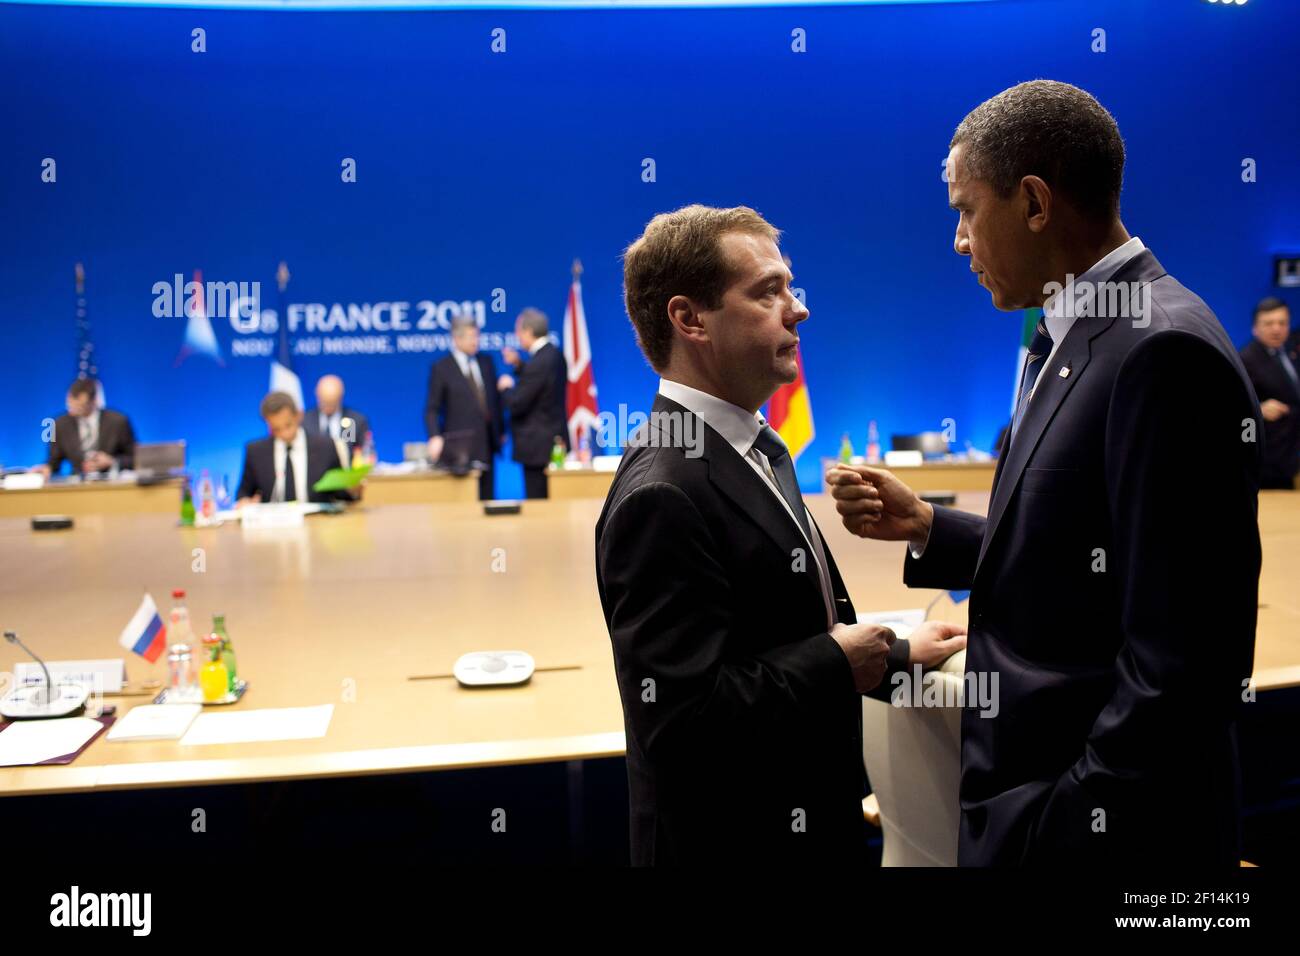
648;395;825;611
976;249;1169;576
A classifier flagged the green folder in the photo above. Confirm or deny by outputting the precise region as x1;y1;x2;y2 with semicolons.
312;463;372;493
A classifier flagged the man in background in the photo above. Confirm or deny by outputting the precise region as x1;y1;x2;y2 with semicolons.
1240;296;1300;489
501;308;567;499
35;377;136;477
425;315;506;500
236;391;349;505
304;374;370;464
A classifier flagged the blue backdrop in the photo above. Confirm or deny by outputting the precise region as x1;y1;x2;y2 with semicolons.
2;0;1297;494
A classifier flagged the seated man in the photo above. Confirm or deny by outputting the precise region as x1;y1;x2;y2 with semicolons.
236;391;350;505
36;377;136;477
303;374;370;464
1240;296;1300;489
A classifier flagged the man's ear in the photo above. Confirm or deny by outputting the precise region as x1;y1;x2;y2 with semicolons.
1020;175;1052;233
667;294;709;346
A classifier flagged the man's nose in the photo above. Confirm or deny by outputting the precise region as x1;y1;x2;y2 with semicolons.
954;227;971;257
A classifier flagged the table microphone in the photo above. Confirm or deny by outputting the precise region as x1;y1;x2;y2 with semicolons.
1;630;89;719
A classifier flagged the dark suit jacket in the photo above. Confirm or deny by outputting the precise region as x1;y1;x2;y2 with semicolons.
595;393;910;865
47;409;135;474
1240;337;1300;488
235;433;347;503
303;406;371;461
905;249;1261;866
424;352;504;466
505;341;568;467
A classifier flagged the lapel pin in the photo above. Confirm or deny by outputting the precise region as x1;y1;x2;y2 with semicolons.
1058;365;1071;379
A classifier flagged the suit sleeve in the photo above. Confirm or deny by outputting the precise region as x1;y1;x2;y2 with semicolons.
235;444;258;500
425;364;444;439
902;504;985;591
598;481;856;762
116;414;136;469
46;420;68;474
1027;329;1260;859
504;352;551;416
485;355;505;446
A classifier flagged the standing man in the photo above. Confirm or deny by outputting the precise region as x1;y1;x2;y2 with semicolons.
830;81;1261;866
36;377;136;477
425;314;506;500
501;308;567;499
597;204;965;864
1240;297;1300;489
236;391;349;505
304;374;370;465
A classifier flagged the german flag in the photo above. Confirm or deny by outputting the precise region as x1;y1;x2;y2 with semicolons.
766;345;814;460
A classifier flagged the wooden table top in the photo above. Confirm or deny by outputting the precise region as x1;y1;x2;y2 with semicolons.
1;490;1296;796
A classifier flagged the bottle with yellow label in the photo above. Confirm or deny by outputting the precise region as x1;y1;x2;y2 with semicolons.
198;632;229;703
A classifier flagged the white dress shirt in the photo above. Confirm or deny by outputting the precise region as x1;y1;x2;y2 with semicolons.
912;236;1146;559
659;378;837;629
78;410;101;455
451;346;485;391
273;428;309;503
318;409;342;440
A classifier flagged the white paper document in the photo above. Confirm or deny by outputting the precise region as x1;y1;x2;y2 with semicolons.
107;704;202;741
179;704;334;746
0;716;103;766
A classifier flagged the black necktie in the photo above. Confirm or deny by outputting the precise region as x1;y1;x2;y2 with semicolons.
283;453;297;502
1276;348;1300;394
465;362;488;418
1011;318;1054;439
751;425;812;544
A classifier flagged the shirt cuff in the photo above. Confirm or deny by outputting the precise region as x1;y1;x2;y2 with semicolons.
908;520;934;560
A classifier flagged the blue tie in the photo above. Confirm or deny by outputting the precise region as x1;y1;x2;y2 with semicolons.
751;425;813;544
1275;348;1300;395
1011;319;1054;439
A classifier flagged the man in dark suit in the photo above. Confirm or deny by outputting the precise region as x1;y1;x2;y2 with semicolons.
303;374;370;465
830;81;1261;867
425;315;505;500
1240;297;1300;489
597;204;966;865
236;391;349;505
36;378;136;477
501;308;567;499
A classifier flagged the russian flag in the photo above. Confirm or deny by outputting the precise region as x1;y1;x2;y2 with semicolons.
118;593;167;663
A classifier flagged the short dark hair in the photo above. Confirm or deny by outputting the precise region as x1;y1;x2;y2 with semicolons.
517;308;549;338
951;80;1125;224
1254;296;1289;322
67;378;97;400
260;391;298;418
622;204;781;371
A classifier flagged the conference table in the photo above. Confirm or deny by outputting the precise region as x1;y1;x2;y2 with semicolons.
1;487;1297;799
0;469;482;518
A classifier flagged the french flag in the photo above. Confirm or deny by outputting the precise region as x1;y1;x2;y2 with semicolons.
118;593;167;663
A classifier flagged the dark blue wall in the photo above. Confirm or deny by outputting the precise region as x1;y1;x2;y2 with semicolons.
2;0;1297;493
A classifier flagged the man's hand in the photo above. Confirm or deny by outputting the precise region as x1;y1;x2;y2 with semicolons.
1261;398;1291;422
497;373;515;392
426;435;445;462
236;493;261;508
501;347;520;367
907;621;967;669
82;451;113;472
826;464;933;543
31;464;51;478
829;621;895;693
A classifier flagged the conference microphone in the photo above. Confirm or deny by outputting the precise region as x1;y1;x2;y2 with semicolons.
1;630;89;719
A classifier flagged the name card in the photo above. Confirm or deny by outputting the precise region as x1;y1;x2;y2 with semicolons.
3;473;45;491
240;502;306;529
14;658;125;694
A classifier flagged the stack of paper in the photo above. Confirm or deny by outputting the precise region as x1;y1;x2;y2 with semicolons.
106;704;202;741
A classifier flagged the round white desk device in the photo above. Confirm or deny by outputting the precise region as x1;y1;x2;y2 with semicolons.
453;650;535;687
1;629;91;718
0;682;89;719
